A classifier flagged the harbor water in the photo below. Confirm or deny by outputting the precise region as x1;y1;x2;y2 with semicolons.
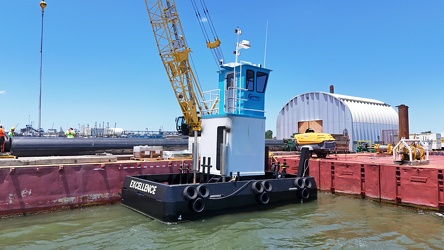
1;193;443;249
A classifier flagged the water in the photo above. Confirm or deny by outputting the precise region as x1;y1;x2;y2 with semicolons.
1;193;443;249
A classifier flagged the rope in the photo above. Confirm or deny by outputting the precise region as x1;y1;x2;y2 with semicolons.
209;180;253;200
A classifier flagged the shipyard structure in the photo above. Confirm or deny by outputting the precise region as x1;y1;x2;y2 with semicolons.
276;89;399;152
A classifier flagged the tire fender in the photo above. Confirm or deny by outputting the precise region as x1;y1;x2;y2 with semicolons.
196;184;209;199
257;192;270;204
304;178;313;189
191;198;205;212
294;177;306;189
299;188;310;199
183;186;198;200
252;181;264;194
261;180;272;192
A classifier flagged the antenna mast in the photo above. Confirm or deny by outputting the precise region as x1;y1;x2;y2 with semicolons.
263;20;269;68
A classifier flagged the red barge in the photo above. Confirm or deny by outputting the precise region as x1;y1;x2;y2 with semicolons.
271;152;444;211
0;155;193;218
1;151;443;219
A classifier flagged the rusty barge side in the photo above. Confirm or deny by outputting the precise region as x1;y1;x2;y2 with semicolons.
1;153;444;218
272;153;444;211
0;155;192;218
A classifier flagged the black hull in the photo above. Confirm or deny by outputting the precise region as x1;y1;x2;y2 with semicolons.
121;173;317;223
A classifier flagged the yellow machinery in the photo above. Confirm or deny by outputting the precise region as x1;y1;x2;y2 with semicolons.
143;0;221;135
0;153;16;159
374;143;394;155
294;133;335;145
393;138;429;164
143;0;222;179
293;131;336;158
399;142;425;161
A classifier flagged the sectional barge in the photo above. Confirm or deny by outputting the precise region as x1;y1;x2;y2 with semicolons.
272;152;444;211
2;152;444;219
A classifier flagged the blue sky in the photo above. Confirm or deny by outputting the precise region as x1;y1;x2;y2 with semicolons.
1;1;443;135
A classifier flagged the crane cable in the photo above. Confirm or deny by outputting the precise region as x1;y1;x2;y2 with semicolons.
191;0;224;69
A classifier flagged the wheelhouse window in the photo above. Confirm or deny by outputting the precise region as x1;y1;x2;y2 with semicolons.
245;70;254;91
256;71;268;93
226;73;234;90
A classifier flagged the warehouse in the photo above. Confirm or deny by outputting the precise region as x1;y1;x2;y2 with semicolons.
276;91;399;152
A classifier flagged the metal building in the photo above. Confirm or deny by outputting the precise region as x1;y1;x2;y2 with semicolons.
276;91;399;151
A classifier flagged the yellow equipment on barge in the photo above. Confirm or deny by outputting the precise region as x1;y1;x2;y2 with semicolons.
293;129;336;158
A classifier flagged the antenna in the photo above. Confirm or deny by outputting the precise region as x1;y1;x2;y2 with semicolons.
263;20;269;68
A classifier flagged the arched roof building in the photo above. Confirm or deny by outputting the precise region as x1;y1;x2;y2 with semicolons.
276;92;399;151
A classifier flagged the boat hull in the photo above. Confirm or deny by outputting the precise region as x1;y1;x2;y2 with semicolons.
121;173;317;223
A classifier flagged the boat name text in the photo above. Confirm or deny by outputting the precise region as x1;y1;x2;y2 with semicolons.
248;94;261;101
129;180;157;195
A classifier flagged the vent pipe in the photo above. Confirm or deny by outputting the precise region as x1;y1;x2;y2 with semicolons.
397;104;409;139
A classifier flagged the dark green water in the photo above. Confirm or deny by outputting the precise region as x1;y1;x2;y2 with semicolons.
1;193;443;249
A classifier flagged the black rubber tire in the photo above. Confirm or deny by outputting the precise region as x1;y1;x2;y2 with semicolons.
251;181;264;194
261;180;272;192
257;192;270;204
196;184;209;199
183;186;198;200
192;198;205;212
316;152;327;158
304;178;313;189
252;181;264;194
299;188;310;199
294;177;306;189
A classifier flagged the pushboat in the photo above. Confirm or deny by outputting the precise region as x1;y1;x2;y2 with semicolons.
121;148;316;223
121;3;317;221
121;52;318;222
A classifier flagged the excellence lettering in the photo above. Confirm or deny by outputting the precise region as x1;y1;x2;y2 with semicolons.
129;180;157;195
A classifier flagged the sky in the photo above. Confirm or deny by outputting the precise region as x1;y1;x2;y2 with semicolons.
1;1;443;135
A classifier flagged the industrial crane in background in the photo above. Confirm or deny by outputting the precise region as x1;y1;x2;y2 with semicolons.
143;0;223;136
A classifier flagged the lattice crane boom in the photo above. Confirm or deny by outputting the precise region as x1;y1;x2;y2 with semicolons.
144;0;205;133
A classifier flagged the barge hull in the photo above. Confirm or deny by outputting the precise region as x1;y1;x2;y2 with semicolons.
0;156;192;218
1;153;444;219
272;153;444;211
